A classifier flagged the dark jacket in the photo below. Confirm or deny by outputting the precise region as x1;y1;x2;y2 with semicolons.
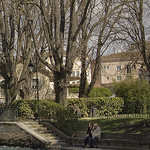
86;127;92;137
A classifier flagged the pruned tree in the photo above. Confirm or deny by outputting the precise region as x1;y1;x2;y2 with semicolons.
116;0;150;82
78;0;127;97
19;0;92;106
0;0;36;107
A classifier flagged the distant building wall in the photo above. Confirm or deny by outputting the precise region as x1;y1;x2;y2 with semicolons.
92;52;143;87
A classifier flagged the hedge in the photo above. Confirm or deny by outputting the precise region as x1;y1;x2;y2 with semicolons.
12;99;78;136
67;97;124;117
113;79;150;114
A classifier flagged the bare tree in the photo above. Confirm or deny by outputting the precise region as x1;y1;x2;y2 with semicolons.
19;0;91;106
0;0;36;107
79;0;126;97
117;0;150;82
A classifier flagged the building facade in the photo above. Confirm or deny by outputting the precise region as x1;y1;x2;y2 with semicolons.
0;56;91;102
92;52;143;87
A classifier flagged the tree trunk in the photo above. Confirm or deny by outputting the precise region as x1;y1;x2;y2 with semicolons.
3;82;18;108
53;69;69;107
79;46;87;98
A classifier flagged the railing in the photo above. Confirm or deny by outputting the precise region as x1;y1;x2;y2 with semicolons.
0;107;18;121
90;105;150;119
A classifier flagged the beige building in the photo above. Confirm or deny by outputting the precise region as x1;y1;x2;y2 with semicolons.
0;56;91;102
93;52;143;87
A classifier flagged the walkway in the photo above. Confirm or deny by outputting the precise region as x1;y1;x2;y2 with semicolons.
61;147;121;150
16;120;150;150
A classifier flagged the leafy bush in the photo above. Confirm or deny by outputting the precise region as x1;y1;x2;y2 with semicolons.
67;97;123;117
13;100;34;118
88;87;113;97
13;99;78;136
68;87;79;93
113;79;150;114
68;84;79;93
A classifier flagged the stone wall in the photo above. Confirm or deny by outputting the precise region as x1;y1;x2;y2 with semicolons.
0;122;45;149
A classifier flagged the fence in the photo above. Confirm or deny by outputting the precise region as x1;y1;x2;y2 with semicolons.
90;104;150;119
0;107;18;121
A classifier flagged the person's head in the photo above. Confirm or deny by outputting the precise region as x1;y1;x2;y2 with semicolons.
89;122;93;128
94;123;99;129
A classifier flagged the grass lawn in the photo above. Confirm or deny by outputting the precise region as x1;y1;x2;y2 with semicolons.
76;118;150;134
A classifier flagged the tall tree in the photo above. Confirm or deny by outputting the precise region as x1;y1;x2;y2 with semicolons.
117;0;150;82
20;0;91;106
79;0;125;97
0;0;36;107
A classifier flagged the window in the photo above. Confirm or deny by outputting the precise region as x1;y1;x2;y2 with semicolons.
71;71;75;76
0;86;4;99
106;76;109;80
117;76;122;81
76;71;80;77
103;65;109;70
132;64;136;69
127;65;131;73
116;65;121;71
31;78;42;90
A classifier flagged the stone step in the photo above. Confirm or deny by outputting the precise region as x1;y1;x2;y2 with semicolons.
39;133;56;137
50;140;69;145
19;121;70;148
22;121;40;125
31;127;48;132
69;137;150;150
34;130;55;135
25;123;45;127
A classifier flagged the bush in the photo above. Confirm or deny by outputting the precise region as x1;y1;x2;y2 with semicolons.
13;100;34;118
68;84;79;93
88;87;113;97
113;79;150;114
13;99;78;136
67;97;124;117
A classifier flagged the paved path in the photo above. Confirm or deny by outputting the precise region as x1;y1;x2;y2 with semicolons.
61;147;121;150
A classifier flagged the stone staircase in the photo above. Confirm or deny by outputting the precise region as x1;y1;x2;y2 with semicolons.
70;132;150;150
16;120;70;149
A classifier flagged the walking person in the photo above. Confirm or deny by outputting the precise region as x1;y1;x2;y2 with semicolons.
89;123;101;148
82;122;94;148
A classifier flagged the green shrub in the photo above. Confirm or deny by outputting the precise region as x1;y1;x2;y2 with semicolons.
68;84;79;93
13;100;34;118
88;87;113;97
55;106;78;135
68;87;79;93
67;97;123;117
113;79;150;114
13;99;78;136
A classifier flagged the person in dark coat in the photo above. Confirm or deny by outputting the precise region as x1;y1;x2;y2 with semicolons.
89;123;101;148
83;122;94;148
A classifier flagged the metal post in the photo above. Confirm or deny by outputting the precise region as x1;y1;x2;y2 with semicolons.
36;56;40;123
28;58;40;122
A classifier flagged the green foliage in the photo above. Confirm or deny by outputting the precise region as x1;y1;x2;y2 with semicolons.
13;99;78;136
69;87;79;93
55;106;78;135
88;87;113;97
113;79;150;114
68;84;79;93
67;97;123;117
13;100;34;118
68;84;79;88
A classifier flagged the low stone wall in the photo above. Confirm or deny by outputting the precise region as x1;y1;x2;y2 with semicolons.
71;132;150;150
0;122;45;149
